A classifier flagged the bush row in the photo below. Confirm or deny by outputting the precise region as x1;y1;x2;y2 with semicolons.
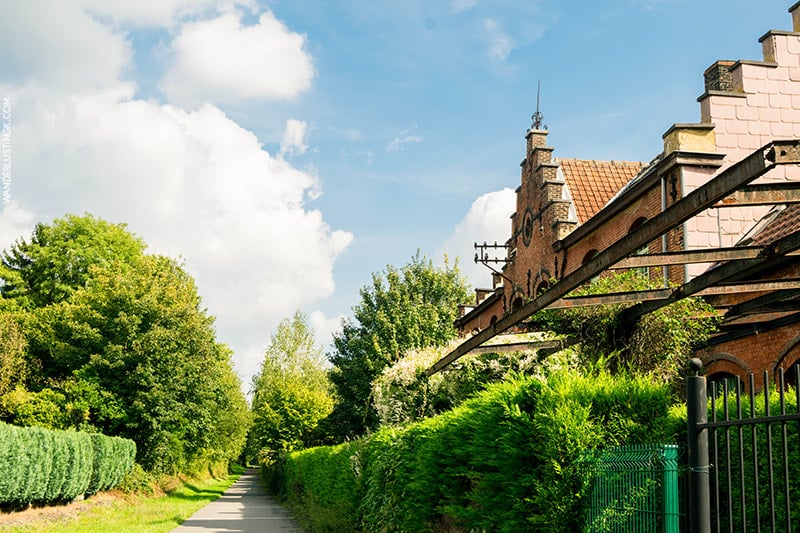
270;371;682;532
0;421;136;506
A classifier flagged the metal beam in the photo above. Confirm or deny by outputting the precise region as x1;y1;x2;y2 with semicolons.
470;339;567;355
537;280;800;312
621;229;800;322
698;279;800;296
718;183;800;206
609;247;765;269
707;311;800;346
545;288;672;309
724;287;800;317
427;140;800;376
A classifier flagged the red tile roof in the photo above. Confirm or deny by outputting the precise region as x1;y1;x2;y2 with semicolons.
558;158;646;223
745;203;800;246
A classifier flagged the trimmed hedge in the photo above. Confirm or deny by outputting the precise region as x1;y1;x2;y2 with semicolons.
271;371;683;532
0;422;135;506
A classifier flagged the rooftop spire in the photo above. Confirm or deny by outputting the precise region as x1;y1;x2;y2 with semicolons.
531;80;546;130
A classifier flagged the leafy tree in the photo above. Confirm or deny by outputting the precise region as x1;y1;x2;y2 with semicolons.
248;311;333;461
0;213;145;308
326;253;471;439
0;214;249;472
0;313;27;395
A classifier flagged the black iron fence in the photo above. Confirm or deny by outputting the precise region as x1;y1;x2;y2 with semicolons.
687;359;800;532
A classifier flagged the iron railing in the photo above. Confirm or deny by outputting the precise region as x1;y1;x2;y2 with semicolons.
687;360;800;532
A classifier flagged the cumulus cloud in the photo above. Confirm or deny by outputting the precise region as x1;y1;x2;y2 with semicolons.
80;0;249;27
160;11;315;107
280;119;309;157
0;1;131;91
309;310;345;353
1;83;351;383
0;202;36;252
436;188;516;288
0;1;350;386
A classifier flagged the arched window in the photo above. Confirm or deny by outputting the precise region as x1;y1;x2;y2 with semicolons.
708;372;744;397
536;281;549;296
780;360;800;390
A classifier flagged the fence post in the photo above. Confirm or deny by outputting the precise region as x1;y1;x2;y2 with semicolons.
662;444;680;533
687;357;710;533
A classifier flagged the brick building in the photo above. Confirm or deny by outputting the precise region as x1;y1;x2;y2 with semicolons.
453;3;800;387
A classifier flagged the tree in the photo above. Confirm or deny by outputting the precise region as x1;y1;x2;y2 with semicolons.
326;253;472;439
0;213;145;308
248;311;333;460
0;214;250;473
0;313;27;396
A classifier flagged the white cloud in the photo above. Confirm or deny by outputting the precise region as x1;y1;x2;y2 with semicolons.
309;310;345;353
451;0;478;13
0;1;131;91
0;83;352;384
280;119;309;157
386;127;424;152
437;188;516;288
80;0;251;27
483;18;514;63
160;11;315;107
0;202;36;253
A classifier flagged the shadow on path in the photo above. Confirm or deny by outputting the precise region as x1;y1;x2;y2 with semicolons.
171;468;303;532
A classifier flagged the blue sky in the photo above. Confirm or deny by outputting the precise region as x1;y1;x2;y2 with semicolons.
0;0;793;384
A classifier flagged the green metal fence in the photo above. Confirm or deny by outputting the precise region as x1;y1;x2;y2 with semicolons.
580;444;681;533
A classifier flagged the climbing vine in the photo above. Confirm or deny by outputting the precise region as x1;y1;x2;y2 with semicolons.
532;271;720;384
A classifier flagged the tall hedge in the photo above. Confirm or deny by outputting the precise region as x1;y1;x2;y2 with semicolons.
0;422;135;506
272;371;682;532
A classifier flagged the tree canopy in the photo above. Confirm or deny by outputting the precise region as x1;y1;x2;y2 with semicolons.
0;214;249;473
326;253;471;439
248;311;333;460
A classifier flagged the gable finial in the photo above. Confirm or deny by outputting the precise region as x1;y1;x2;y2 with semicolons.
531;80;546;130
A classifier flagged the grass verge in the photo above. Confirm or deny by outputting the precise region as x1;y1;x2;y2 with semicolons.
0;466;244;533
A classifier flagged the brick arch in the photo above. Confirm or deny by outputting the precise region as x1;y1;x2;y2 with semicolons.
705;353;752;393
771;332;800;383
533;268;552;296
509;286;526;311
704;352;752;377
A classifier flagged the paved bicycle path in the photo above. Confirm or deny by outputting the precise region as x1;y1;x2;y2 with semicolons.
172;468;303;532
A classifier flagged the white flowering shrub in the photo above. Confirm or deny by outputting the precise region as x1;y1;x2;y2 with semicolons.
371;335;577;427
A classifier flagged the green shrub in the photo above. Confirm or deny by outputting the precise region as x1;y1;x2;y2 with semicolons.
269;370;682;532
116;462;156;495
0;421;135;506
280;441;363;532
86;433;137;494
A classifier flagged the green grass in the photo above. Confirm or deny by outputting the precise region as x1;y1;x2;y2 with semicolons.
2;469;243;533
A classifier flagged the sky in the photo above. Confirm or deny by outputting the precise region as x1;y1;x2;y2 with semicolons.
0;0;795;386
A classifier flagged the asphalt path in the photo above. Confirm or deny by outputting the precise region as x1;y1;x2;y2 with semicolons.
171;468;303;533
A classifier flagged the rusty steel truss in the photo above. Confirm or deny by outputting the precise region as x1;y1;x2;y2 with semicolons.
427;140;800;376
